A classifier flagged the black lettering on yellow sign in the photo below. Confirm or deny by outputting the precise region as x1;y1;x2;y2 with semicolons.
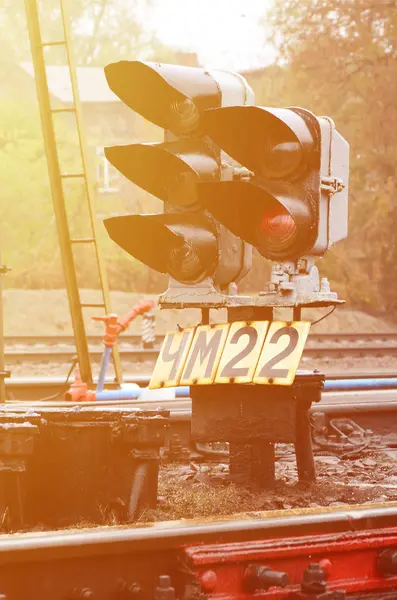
219;326;258;378
182;328;223;380
150;320;309;388
257;326;300;379
161;330;193;381
149;327;196;389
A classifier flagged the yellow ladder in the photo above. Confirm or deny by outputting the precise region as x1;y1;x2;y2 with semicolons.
24;0;122;385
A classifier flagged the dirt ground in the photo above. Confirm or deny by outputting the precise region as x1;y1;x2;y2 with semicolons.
3;289;395;336
3;290;397;529
139;446;397;522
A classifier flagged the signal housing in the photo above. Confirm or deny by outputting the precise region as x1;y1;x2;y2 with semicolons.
103;61;254;306
199;105;348;263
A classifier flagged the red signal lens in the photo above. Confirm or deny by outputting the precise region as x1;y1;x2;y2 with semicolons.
260;210;296;238
258;207;297;254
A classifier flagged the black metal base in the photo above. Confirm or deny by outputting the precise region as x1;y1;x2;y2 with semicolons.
0;406;169;531
191;371;324;488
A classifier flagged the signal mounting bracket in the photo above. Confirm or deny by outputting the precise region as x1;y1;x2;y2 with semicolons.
159;277;253;309
320;176;345;195
256;260;344;308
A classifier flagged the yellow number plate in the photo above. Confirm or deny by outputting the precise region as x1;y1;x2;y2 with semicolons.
149;321;310;388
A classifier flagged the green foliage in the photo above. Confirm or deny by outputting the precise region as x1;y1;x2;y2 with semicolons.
1;0;173;66
257;0;397;314
0;0;177;292
0;96;159;291
4;0;397;309
0;98;58;285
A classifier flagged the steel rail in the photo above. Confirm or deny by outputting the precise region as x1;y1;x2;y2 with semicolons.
4;388;397;419
4;334;164;347
5;372;397;402
4;347;160;364
4;332;397;346
4;343;397;366
0;504;396;562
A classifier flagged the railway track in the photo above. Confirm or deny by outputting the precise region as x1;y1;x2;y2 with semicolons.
4;332;397;365
5;332;397;346
0;504;397;599
4;386;397;451
4;371;397;401
2;373;397;599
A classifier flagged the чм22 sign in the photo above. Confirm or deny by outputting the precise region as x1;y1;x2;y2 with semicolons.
149;321;310;389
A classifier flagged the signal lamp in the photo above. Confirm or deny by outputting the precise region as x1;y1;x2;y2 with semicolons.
103;60;254;306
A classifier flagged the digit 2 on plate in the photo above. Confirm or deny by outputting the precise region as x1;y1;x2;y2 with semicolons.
215;321;270;384
253;321;311;386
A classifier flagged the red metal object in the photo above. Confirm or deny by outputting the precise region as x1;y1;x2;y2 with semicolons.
187;527;397;598
200;570;218;592
65;300;155;401
64;368;95;402
92;300;155;348
0;505;396;598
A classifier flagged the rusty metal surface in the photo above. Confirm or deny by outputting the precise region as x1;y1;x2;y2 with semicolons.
0;503;396;558
4;371;397;402
191;372;323;443
0;502;394;598
0;407;169;531
188;527;397;598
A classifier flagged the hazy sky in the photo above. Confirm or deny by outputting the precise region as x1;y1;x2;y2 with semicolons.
144;0;274;71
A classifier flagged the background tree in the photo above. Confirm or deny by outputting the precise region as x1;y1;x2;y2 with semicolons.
0;0;177;291
258;0;397;315
0;0;173;65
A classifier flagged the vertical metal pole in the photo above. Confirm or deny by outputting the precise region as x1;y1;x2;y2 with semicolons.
59;1;123;385
229;443;251;486
24;0;92;383
96;346;112;393
251;440;275;486
201;308;210;325
295;403;316;482
128;463;149;521
0;252;6;404
293;306;302;321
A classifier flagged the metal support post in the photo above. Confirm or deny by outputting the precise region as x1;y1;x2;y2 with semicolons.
295;403;316;481
293;306;302;321
251;441;276;487
229;441;275;487
0;253;10;404
23;0;122;385
201;308;210;325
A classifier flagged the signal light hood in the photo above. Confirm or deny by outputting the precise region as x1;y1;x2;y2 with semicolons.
201;106;319;180
105;141;219;209
105;61;220;135
104;213;218;284
198;179;316;261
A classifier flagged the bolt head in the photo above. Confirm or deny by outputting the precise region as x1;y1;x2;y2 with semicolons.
200;570;217;592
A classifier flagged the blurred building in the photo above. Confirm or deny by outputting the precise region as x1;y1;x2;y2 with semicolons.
17;55;271;201
18;52;203;199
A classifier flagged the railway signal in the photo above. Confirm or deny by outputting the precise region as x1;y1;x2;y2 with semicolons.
103;61;254;307
199;106;349;305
